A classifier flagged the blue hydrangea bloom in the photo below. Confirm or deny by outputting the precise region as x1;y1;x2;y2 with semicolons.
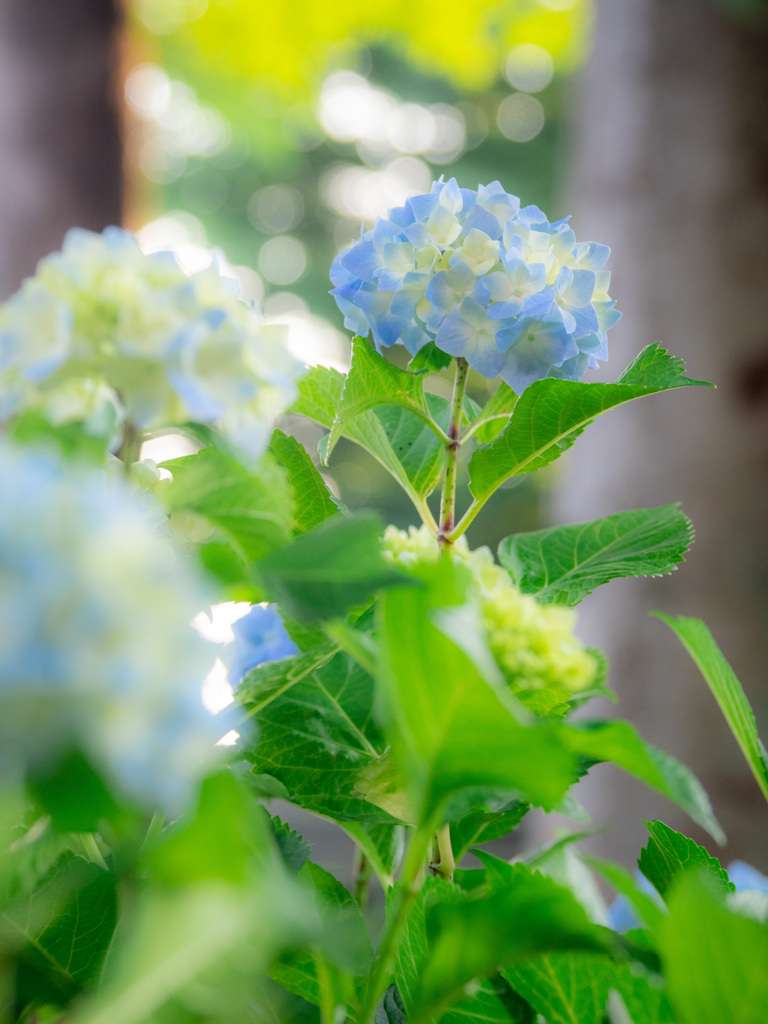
0;440;221;811
330;178;621;393
227;604;298;686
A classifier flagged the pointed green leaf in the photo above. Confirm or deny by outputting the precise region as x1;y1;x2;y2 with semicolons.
256;513;405;621
292;362;445;509
563;721;724;842
660;873;768;1024
498;505;694;606
581;855;665;932
327;338;436;457
239;649;396;824
339;821;405;888
450;799;530;863
413;865;608;1023
4;853;117;1003
237;645;339;714
468;383;518;445
271;815;312;873
373;395;449;498
408;340;453;373
270;429;341;534
504;952;674;1024
377;579;580;821
654;614;768;805
638;820;734;901
162;446;291;563
442;977;535;1024
468;345;711;502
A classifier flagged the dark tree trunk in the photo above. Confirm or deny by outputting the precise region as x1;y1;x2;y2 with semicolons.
559;1;768;866
0;0;124;299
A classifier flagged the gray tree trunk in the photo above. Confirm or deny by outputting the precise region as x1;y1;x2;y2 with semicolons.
559;1;768;867
0;0;123;300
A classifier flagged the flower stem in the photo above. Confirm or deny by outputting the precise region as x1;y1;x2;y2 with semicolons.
357;823;433;1023
430;824;455;882
117;422;142;472
438;357;469;554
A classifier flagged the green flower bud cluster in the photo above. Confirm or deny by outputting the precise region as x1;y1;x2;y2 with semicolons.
383;524;597;695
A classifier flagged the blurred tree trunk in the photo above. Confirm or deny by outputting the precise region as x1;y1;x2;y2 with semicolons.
0;0;123;300
560;0;768;866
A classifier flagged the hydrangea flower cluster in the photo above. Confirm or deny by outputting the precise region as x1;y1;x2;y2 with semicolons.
331;179;621;392
0;441;220;811
383;524;597;694
0;227;301;457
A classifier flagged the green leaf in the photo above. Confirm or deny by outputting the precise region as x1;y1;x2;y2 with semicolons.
638;820;734;901
256;513;405;621
654;614;768;805
271;860;372;1007
563;721;724;843
237;644;338;714
375;984;408;1024
412;864;608;1023
4;853;117;1003
27;748;119;833
504;952;674;1024
339;821;405;887
450;799;530;863
498;505;694;606
442;977;535;1024
408;341;453;373
239;649;396;824
581;855;665;932
377;578;580;822
374;395;449;499
468;383;518;445
292;363;444;509
271;815;312;873
162;445;291;563
270;429;341;534
468;344;711;502
660;873;768;1024
326;337;436;458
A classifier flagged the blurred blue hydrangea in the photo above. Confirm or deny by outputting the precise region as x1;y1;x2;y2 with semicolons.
0;440;221;811
226;604;298;686
331;178;621;393
0;227;302;457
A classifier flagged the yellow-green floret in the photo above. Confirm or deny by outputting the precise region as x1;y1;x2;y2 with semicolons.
382;524;596;694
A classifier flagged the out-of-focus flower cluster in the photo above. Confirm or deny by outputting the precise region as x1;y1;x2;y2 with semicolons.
0;441;220;811
331;178;620;393
0;227;301;457
383;524;597;695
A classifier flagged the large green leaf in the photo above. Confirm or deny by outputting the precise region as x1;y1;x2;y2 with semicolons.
411;864;608;1023
377;577;580;822
498;505;693;606
292;364;443;508
654;614;768;805
638;820;734;901
563;721;724;843
239;649;397;824
4;853;117;1004
256;513;405;621
374;396;448;499
468;345;711;502
270;428;341;534
504;952;674;1024
162;445;291;563
660;873;768;1024
326;338;435;458
392;877;535;1024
